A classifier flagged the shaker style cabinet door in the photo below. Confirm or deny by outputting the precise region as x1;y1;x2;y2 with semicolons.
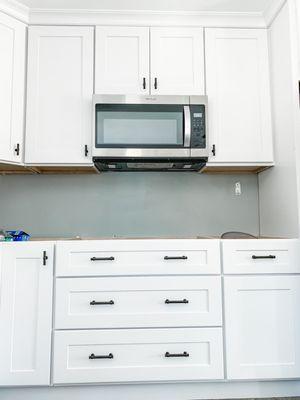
224;276;300;380
25;26;94;164
95;26;150;94
150;27;205;95
0;243;54;386
0;12;26;164
205;29;273;163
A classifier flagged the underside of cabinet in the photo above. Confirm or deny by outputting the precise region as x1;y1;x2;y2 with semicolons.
0;164;100;175
202;165;273;174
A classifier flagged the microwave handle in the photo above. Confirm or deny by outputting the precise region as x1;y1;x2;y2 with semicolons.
183;106;191;148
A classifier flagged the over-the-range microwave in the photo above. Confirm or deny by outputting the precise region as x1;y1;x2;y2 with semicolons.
92;95;209;172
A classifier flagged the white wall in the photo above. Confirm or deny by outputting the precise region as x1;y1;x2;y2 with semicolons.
259;0;300;238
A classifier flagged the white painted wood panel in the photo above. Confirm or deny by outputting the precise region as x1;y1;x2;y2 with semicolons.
0;243;54;386
222;239;300;274
55;239;221;276
53;328;224;384
224;276;300;380
55;276;222;329
25;26;94;164
150;27;204;95
205;28;273;163
95;26;150;94
0;12;25;164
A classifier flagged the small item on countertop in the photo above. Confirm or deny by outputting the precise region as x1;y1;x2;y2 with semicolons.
0;230;14;241
6;230;30;241
221;231;258;239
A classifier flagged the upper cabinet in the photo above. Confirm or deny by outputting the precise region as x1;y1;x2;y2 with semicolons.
95;26;205;96
205;28;274;164
150;27;204;95
0;12;26;164
25;26;94;165
95;26;149;95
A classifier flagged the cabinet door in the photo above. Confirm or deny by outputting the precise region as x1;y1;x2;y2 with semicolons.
25;26;93;164
150;27;204;95
224;276;300;380
205;29;273;163
95;26;149;94
0;243;54;386
0;12;25;164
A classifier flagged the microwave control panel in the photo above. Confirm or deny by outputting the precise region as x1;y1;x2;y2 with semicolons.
190;105;206;148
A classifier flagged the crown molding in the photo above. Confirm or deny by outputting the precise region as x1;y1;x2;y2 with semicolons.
0;0;29;22
28;8;266;28
263;0;287;27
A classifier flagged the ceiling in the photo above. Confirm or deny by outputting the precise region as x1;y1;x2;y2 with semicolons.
15;0;276;13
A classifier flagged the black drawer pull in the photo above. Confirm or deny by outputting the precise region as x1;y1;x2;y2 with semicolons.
165;352;189;358
89;353;113;360
165;299;189;304
90;256;115;261
90;300;114;305
252;255;276;260
164;256;188;261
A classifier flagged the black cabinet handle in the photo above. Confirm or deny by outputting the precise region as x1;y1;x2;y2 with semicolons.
165;299;189;304
85;145;89;157
252;255;276;260
154;77;158;90
164;256;188;260
89;353;113;360
165;352;189;358
43;251;48;266
14;143;20;156
90;300;114;305
143;77;146;90
212;144;216;156
90;256;115;261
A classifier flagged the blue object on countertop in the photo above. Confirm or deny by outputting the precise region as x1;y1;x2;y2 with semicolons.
6;231;30;241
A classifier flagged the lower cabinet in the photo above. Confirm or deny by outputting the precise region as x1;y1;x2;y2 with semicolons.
0;243;54;386
224;276;300;380
53;328;224;384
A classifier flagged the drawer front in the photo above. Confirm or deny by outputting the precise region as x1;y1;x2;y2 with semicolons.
222;239;300;274
56;240;221;277
53;328;224;384
55;276;222;329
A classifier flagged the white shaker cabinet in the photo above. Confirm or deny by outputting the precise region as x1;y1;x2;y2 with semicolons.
25;26;94;165
95;26;205;95
205;29;273;164
150;27;205;95
0;243;54;386
95;26;149;95
0;12;26;164
224;276;300;380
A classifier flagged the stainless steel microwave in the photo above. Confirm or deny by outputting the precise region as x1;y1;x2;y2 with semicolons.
92;95;208;172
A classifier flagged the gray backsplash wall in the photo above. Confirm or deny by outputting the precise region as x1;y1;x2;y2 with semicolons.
0;173;259;237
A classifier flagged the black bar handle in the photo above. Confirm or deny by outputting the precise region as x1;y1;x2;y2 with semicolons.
85;145;89;157
90;300;114;305
89;353;113;360
154;77;158;90
165;352;189;358
212;144;216;156
164;256;188;261
43;251;48;266
252;255;276;260
165;299;189;304
143;77;146;90
14;143;20;156
90;256;115;261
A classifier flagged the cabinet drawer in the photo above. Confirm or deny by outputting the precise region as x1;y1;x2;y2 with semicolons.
222;239;300;274
56;240;221;277
55;276;222;329
53;328;224;384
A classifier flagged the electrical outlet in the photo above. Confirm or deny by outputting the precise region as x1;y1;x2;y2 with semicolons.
235;182;242;196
